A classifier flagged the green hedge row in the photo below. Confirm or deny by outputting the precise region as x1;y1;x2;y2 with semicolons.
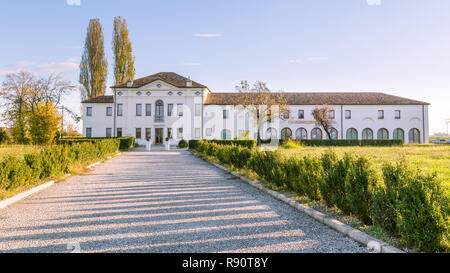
57;137;135;151
194;140;449;252
189;139;256;150
262;139;403;147
0;139;119;192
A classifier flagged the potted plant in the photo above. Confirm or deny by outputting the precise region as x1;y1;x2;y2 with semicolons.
146;137;152;151
165;137;170;151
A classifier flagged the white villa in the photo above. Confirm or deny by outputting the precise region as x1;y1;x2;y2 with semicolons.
81;72;429;146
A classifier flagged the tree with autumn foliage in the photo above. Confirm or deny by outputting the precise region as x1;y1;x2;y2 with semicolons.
113;16;135;85
28;101;62;144
312;104;334;141
233;81;288;146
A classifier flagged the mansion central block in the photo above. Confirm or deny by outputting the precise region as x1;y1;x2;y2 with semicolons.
82;72;430;146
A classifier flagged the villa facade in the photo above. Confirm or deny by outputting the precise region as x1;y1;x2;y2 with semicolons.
81;72;430;146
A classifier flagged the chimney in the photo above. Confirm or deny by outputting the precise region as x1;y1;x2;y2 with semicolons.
126;79;133;87
186;77;193;87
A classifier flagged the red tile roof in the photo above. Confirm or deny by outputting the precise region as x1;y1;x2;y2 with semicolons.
204;92;429;105
111;72;207;89
82;95;114;104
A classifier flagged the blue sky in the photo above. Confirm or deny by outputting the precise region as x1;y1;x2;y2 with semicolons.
0;0;449;134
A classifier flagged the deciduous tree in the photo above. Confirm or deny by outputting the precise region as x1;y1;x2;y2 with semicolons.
79;18;108;99
233;81;288;146
0;71;35;143
28;101;62;145
312;104;334;141
113;16;135;85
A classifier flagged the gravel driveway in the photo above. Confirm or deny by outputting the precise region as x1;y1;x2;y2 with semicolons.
0;147;369;253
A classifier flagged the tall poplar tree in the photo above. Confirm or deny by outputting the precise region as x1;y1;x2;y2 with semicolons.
113;16;135;85
79;18;108;99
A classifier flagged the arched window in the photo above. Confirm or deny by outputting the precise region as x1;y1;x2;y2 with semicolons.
281;128;293;140
346;128;358;140
295;128;308;140
221;129;231;140
362;128;373;140
409;128;421;144
311;128;323;140
377;128;389;140
325;128;338;140
155;100;164;116
393;128;405;143
266;127;277;139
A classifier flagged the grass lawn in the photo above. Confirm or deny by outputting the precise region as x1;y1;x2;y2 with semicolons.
0;145;41;159
277;144;450;187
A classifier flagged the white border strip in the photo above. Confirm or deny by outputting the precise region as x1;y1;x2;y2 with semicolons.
0;181;55;210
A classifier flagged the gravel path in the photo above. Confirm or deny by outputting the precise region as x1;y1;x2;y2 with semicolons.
0;147;370;253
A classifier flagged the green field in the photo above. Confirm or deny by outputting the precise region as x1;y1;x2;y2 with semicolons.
277;144;450;186
0;145;41;159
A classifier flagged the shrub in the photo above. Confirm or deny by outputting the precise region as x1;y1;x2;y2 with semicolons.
0;156;32;190
281;139;301;149
396;172;449;252
0;139;120;192
345;156;379;224
0;128;9;144
319;151;339;206
298;155;323;201
178;139;188;148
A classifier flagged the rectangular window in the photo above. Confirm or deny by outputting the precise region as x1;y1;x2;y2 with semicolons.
223;110;229;119
106;128;112;138
177;128;183;139
145;128;151;140
117;104;123;116
267;109;272;122
206;128;212;137
136;128;142;139
281;110;290;120
106;107;112;116
117;128;123;137
145;104;152;116
298;110;304;119
86;107;92;116
329;110;335;120
136;104;142;116
86;128;92;138
177;104;183;116
345;110;351;119
195;128;201;139
168;104;173;116
195;104;201;116
378;110;384;119
395;110;401;119
168;128;173;139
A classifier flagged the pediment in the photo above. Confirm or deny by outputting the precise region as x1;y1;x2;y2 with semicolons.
140;80;180;91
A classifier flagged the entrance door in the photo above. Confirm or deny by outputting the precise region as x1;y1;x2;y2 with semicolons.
155;128;163;144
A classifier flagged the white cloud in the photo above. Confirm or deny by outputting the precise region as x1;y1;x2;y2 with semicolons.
366;0;381;6
66;0;81;6
193;33;223;38
0;57;79;76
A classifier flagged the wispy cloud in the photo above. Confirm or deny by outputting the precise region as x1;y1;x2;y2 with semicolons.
66;0;81;6
0;58;79;76
193;33;223;38
366;0;381;6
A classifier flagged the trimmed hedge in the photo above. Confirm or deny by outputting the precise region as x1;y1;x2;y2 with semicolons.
58;137;134;151
0;139;119;192
262;139;403;147
193;141;449;252
189;139;256;150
